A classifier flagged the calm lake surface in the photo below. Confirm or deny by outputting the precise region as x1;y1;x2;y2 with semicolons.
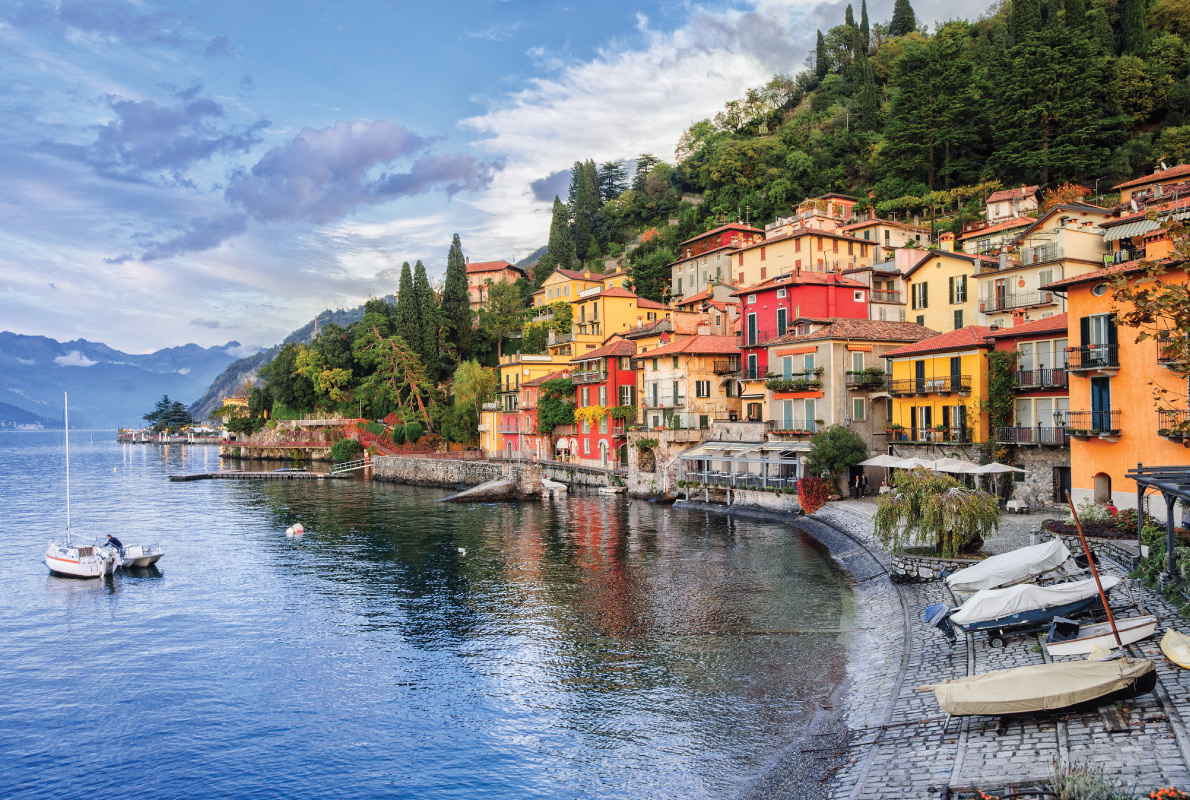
0;431;853;800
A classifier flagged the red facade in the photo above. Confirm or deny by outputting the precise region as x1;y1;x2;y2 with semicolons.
569;338;637;466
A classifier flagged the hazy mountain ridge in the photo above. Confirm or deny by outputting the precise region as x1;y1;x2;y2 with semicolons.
0;400;60;429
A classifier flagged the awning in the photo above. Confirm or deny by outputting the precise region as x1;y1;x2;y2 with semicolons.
1103;219;1160;242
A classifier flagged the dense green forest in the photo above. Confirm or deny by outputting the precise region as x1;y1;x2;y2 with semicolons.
533;0;1190;302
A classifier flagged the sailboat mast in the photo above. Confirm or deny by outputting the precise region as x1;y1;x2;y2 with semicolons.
64;392;71;542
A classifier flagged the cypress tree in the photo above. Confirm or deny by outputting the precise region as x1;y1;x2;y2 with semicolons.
1121;0;1147;55
412;260;440;382
440;233;472;370
852;53;880;129
537;196;574;288
394;261;418;347
860;0;871;52
1011;0;1042;43
845;4;855;29
1063;0;1087;28
1088;5;1115;53
571;159;601;263
889;0;916;37
815;30;828;79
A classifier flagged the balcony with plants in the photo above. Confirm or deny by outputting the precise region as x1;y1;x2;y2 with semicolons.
765;418;822;435
1058;410;1121;439
765;367;825;393
845;368;887;390
1157;409;1190;440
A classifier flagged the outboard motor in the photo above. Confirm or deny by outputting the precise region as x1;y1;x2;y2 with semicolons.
925;603;956;644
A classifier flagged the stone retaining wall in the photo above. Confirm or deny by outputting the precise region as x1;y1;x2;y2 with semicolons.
890;551;983;582
222;445;333;462
1050;531;1139;566
372;456;543;497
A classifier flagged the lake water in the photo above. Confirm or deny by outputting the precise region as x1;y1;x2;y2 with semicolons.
0;431;853;800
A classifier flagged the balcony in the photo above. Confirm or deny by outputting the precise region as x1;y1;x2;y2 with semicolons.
646;397;686;409
1064;344;1119;372
1014;368;1068;390
981;290;1057;313
713;359;742;374
573;370;607;384
611;424;626;437
845;371;888;390
1059;410;1121;438
740;367;765;381
1104;248;1144;266
1020;244;1064;266
743;329;780;348
1158;331;1185;368
889;376;972;396
1158;409;1190;440
765;419;821;435
548;330;574;345
871;290;902;303
575;322;602;336
766;377;824;393
496;422;521;434
884;427;973;444
996;426;1069;446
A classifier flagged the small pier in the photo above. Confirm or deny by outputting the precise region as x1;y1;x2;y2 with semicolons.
169;470;349;482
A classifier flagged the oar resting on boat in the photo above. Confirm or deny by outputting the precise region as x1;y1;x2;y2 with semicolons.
918;658;1156;717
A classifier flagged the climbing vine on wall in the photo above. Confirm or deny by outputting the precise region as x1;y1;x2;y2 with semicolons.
981;348;1018;463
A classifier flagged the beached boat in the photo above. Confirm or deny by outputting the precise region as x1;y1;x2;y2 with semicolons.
45;393;119;579
1045;614;1158;657
918;658;1156;717
927;576;1119;646
1161;628;1190;669
945;539;1071;596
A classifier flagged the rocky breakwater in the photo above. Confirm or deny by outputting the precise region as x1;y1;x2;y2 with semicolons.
372;455;546;501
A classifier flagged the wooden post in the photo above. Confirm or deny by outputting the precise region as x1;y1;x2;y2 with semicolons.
1066;490;1124;650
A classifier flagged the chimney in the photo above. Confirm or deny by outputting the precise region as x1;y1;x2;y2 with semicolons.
697;320;711;335
939;232;955;253
999;252;1009;270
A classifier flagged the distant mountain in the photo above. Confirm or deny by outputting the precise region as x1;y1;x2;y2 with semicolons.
0;332;256;428
0;400;60;430
188;299;393;422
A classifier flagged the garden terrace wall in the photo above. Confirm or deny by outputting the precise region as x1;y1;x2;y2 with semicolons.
1049;532;1140;567
890;551;982;582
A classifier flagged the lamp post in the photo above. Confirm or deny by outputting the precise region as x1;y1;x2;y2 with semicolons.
1093;176;1106;204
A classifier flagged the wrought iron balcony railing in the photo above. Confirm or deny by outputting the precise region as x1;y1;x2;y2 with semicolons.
1064;345;1119;371
888;376;972;396
1014;368;1067;390
1058;410;1121;434
995;426;1069;446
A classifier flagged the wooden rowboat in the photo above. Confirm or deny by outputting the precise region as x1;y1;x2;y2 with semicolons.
1045;614;1158;657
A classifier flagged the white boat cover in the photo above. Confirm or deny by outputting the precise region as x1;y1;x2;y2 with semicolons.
949;576;1120;626
919;658;1154;716
945;539;1071;594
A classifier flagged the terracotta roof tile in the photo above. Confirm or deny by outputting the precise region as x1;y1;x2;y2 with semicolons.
957;216;1036;241
570;338;637;363
466;260;522;275
881;326;993;358
766;319;937;347
679;223;763;246
521;369;571;387
730;271;868;296
630;335;740;360
987;185;1040;203
1114;164;1190;190
985;313;1068;339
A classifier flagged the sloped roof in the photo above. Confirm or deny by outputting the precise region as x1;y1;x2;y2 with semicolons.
550;268;603;282
1042;261;1148;290
466;260;523;275
730;270;868;296
840;218;929;233
903;250;998;277
957;216;1035;241
679;223;763;246
985;313;1068;339
522;369;571;387
1114;164;1190;190
987;185;1040;203
882;326;993;358
637;297;670;310
570;337;637;364
630;334;740;359
1008;203;1112;244
766;319;938;347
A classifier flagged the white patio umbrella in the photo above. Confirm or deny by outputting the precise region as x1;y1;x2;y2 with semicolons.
858;454;903;467
970;461;1027;497
934;457;981;474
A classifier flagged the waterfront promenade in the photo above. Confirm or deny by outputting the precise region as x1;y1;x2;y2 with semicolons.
808;500;1190;798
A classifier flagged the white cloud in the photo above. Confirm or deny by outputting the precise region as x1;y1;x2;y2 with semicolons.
54;350;98;367
17;358;35;365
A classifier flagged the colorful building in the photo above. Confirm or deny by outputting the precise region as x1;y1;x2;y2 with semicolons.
958;216;1035;256
1044;262;1189;518
569;337;637;467
633;331;742;430
903;247;994;332
882;326;993;448
1112;163;1190;205
986;185;1040;223
516;369;572;461
669;222;763;302
839;217;930;262
466;260;526;311
482;352;571;457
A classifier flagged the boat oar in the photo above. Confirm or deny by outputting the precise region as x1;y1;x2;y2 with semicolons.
1065;491;1124;651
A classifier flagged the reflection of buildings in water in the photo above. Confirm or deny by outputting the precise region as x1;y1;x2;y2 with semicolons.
564;498;642;640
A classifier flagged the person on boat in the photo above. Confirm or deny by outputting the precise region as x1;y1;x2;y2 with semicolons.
105;534;124;554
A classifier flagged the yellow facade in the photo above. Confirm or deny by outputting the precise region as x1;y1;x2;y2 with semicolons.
731;231;875;290
532;269;602;307
904;252;981;333
885;340;991;445
482;353;571;455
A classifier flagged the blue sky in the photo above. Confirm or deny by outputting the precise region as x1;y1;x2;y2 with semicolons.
0;0;951;353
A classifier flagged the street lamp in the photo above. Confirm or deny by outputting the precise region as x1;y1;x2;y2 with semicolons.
1093;177;1106;204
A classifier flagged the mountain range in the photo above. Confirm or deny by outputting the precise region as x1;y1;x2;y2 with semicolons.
0;333;256;428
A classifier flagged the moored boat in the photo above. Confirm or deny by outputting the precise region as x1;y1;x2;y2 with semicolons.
118;543;165;568
1045;614;1158;657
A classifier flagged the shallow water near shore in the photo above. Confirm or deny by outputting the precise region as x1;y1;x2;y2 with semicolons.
0;431;853;799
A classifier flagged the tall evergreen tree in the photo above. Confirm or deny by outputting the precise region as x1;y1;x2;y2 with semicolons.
889;0;916;36
1089;5;1115;53
852;53;880;129
860;0;871;52
412;260;440;383
394;261;418;347
1063;0;1087;28
845;4;855;29
597;161;628;202
1011;0;1042;43
536;196;575;287
815;30;828;79
631;154;659;192
571;159;602;263
440;233;472;371
1121;0;1147;55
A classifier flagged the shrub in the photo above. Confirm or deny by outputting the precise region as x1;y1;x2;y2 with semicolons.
364;421;385;437
798;476;833;514
404;421;424;442
330;438;362;462
874;468;1000;557
391;424;406;445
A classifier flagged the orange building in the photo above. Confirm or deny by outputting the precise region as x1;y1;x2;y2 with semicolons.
1045;261;1189;519
466;260;526;311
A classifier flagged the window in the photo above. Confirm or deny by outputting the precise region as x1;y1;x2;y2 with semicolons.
582;419;590;434
853;398;865;421
912;282;928;309
916;315;925;326
652;358;658;370
695;380;710;398
760;267;766;280
651;382;658;407
583;439;590;454
953;309;963;330
747;294;757;304
599;417;607;434
782;356;792;380
672;379;681;404
949;274;967;304
564;285;569;296
760;246;767;261
677;277;683;294
795;238;801;252
672;356;679;368
1092;283;1109;297
804;354;816;373
598;386;607;406
852;352;864;372
1038;268;1053;286
619;385;635;405
738;272;744;284
726;381;737;397
777;307;788;337
854;291;865;302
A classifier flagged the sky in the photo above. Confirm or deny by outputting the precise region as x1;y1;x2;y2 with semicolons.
0;0;958;354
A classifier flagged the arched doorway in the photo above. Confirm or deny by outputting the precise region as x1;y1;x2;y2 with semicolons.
1093;473;1112;503
599;440;609;467
618;443;628;466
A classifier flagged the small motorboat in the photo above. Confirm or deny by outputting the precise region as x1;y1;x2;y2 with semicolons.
918;658;1156;717
945;539;1071;596
1045;614;1158;657
598;485;626;494
118;543;165;568
928;576;1120;646
1161;628;1190;669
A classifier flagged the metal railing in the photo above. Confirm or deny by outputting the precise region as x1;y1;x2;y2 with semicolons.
1065;344;1119;370
995;426;1069;446
1104;248;1144;266
1058;410;1121;433
572;370;607;384
713;359;741;374
645;397;685;409
740;367;764;380
1157;409;1190;438
683;472;799;491
1021;244;1063;266
888;376;972;395
765;419;820;434
845;372;888;390
1014;368;1067;389
983;290;1056;312
885;428;973;443
871;290;902;303
743;329;779;347
496;423;520;433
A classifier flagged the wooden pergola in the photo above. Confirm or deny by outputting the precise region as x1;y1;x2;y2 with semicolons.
1126;463;1190;575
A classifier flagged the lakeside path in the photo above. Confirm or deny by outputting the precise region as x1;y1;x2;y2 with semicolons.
809;500;1190;798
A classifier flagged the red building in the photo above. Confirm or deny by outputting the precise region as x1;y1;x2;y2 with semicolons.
569;336;637;467
987;314;1070;446
516;369;570;461
732;271;869;379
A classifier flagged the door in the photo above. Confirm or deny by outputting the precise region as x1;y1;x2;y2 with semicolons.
941;406;951;441
1091;377;1111;431
747;313;757;346
747;353;758;380
1054;466;1072;504
994;278;1006;310
949;356;962;392
777;307;787;337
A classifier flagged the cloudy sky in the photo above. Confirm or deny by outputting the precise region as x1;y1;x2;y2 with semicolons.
0;0;955;353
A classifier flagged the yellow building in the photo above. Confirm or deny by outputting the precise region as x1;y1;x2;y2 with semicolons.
903;248;994;332
549;287;670;358
632;333;742;430
882;326;993;446
479;352;571;457
730;227;876;289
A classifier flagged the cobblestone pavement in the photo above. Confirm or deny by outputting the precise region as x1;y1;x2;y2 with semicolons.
814;501;1190;798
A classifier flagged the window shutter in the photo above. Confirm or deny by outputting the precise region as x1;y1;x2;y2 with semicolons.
1107;314;1118;346
911;286;917;310
949;276;955;305
922;282;928;308
1079;316;1090;346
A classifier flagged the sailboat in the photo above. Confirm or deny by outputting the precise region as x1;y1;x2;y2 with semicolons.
44;393;119;579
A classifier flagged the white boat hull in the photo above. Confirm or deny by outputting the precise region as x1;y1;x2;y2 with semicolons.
120;544;164;568
45;542;118;579
1046;615;1159;657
